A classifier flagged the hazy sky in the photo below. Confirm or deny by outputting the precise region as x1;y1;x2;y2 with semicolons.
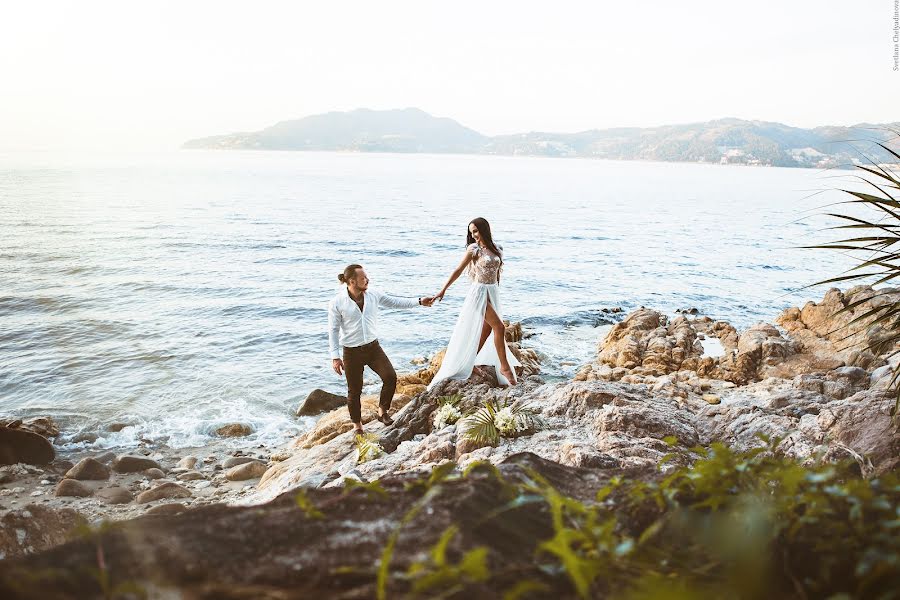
2;1;898;150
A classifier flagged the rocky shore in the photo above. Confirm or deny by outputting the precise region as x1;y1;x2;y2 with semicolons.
1;286;898;597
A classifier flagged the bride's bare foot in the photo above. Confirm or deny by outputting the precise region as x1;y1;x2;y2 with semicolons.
500;365;517;386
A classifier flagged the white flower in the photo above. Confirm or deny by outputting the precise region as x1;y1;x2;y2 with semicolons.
494;406;520;437
433;403;462;430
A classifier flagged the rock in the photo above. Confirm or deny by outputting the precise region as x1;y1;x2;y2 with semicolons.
146;503;187;516
107;423;130;432
177;456;198;470
144;468;166;480
776;286;900;368
296;389;347;416
54;479;92;498
135;482;192;504
48;459;75;476
222;456;257;469
70;431;99;444
0;504;86;558
112;455;161;473
177;471;205;481
94;452;116;464
64;458;110;481
0;417;61;439
225;461;268;481
295;393;413;449
95;487;133;504
702;394;721;405
0;427;55;466
215;423;253;437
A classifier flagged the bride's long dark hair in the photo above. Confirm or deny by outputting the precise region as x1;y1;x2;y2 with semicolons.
466;217;503;283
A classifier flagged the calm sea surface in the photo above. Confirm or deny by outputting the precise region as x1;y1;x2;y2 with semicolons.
0;150;858;451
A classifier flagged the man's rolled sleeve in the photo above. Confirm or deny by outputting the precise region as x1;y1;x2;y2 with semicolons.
328;300;342;359
375;290;420;310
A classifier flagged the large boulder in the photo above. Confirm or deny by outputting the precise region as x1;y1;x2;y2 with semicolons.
776;285;900;369
296;389;346;416
0;427;55;466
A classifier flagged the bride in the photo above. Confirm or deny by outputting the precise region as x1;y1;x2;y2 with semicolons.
428;217;521;390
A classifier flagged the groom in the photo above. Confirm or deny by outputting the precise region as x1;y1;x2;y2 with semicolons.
328;264;435;434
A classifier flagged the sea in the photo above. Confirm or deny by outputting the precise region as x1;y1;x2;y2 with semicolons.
0;150;862;453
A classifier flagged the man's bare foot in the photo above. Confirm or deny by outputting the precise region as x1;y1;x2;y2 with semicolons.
500;365;517;386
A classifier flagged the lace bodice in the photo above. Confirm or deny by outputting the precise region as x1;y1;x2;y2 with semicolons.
467;242;503;284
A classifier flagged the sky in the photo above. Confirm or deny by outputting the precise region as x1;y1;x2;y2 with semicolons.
1;0;898;151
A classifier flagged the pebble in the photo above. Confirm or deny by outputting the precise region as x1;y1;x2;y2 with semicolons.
702;394;722;405
176;471;205;481
39;480;50;485
177;456;198;470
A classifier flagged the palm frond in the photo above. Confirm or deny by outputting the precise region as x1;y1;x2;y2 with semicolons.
461;406;500;447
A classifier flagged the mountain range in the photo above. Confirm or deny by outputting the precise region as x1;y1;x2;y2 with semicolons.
183;108;900;168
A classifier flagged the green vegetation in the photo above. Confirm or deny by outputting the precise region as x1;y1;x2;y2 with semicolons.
804;140;900;417
366;438;899;599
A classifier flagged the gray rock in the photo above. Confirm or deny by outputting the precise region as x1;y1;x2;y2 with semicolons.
112;455;161;473
95;486;133;504
136;482;192;504
54;479;92;498
65;458;110;481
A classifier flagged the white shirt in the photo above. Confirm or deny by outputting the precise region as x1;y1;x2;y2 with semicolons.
328;288;420;359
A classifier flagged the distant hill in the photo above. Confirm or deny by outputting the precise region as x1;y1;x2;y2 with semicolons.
183;109;900;168
183;107;487;154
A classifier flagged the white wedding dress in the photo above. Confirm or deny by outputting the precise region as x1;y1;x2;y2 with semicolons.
427;242;521;390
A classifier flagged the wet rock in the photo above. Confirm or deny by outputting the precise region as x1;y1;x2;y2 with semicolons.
95;487;133;505
112;455;161;473
107;423;130;432
297;389;347;416
54;479;92;498
135;482;192;504
225;461;268;481
0;427;55;466
215;423;253;437
65;457;110;481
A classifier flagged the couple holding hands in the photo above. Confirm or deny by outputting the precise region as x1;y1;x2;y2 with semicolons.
327;217;521;434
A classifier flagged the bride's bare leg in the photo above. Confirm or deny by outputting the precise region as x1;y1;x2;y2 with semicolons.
477;320;491;353
484;302;516;385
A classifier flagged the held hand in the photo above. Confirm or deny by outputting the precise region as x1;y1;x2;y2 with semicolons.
434;290;445;303
420;296;436;307
332;358;344;377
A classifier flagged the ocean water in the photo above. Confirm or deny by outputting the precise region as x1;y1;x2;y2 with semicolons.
0;150;860;452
